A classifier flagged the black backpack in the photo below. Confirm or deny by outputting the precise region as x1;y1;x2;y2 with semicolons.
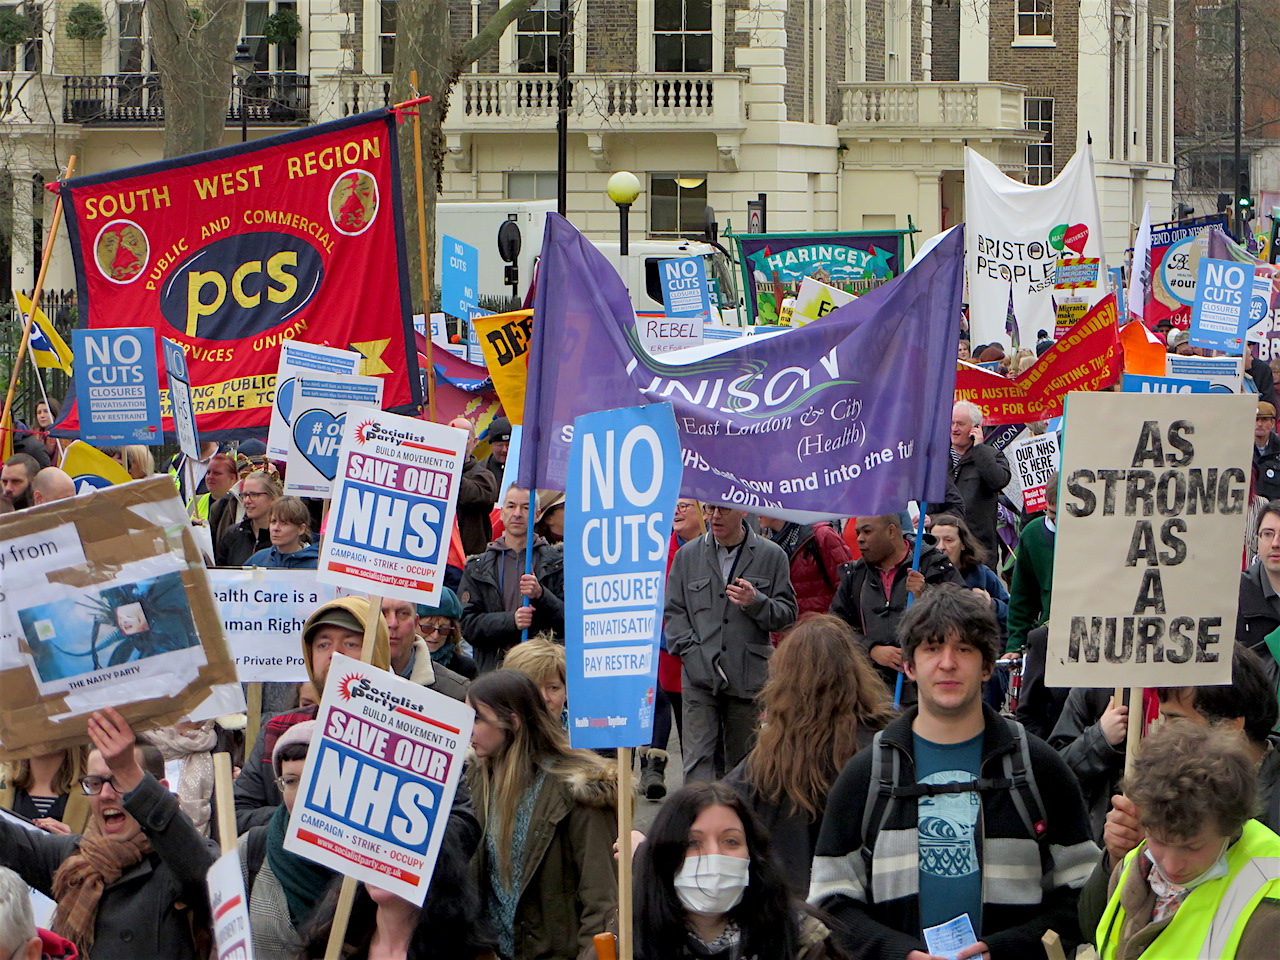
859;717;1052;882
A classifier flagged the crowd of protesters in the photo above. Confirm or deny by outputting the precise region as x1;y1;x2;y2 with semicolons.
3;320;1280;960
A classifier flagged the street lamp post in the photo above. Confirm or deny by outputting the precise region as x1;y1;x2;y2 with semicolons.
234;40;254;143
606;171;641;258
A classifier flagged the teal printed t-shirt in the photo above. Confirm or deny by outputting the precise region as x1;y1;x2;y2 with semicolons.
913;731;984;934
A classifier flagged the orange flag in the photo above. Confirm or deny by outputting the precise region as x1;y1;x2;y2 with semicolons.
1119;320;1167;376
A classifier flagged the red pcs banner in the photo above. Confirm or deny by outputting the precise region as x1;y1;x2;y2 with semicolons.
53;110;420;440
956;295;1122;424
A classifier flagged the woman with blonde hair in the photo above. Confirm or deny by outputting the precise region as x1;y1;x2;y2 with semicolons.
466;669;617;960
727;614;893;895
113;444;156;479
215;468;282;566
502;637;567;725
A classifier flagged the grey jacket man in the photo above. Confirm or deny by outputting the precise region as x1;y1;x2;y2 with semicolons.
665;525;798;699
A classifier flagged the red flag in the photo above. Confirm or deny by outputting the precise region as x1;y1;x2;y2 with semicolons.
955;295;1121;424
52;110;420;441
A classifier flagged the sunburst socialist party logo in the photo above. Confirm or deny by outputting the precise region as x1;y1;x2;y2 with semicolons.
337;672;362;702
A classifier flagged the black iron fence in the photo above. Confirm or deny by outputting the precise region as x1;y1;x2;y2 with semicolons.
62;73;311;125
1;290;76;424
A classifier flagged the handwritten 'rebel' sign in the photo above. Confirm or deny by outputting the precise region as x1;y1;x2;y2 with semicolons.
563;403;683;749
1045;392;1253;688
284;653;474;905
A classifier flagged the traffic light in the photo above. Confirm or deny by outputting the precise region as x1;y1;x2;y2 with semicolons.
1218;193;1232;214
1239;194;1255;221
1174;203;1195;220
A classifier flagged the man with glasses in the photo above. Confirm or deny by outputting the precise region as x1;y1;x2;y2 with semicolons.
380;596;470;699
237;719;333;958
0;707;218;959
1238;502;1280;683
1254;402;1280;500
665;500;797;781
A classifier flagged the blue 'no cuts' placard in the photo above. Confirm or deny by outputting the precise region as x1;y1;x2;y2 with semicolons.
659;256;712;322
1190;257;1256;354
73;327;163;445
563;403;683;749
441;235;479;321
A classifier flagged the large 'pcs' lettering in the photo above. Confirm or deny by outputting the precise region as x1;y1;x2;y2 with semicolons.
158;232;324;340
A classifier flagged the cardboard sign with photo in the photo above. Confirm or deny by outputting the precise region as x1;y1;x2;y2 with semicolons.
0;477;238;761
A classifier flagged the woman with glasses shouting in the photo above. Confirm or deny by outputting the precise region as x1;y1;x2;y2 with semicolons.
0;707;218;959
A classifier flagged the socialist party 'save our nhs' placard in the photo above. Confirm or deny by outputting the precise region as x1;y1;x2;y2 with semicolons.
318;410;467;603
53;110;420;442
284;654;473;905
1045;392;1253;689
564;403;682;749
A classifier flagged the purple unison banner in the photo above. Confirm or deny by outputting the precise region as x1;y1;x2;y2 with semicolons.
518;215;964;521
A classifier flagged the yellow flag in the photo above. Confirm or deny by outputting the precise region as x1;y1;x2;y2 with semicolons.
60;440;133;493
472;309;533;425
1;411;12;462
14;290;73;374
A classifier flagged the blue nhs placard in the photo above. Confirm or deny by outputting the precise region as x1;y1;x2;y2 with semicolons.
659;256;711;322
441;235;478;321
73;327;163;445
563;403;683;749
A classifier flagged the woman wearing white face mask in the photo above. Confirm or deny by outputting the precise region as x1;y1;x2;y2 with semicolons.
634;782;848;960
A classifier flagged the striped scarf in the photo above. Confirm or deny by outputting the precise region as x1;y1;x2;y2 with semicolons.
51;823;152;953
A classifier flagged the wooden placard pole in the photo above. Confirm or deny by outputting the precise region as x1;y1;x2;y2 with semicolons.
245;682;263;755
1124;686;1143;780
213;752;237;855
617;746;634;960
409;69;438;424
1;156;75;453
1041;929;1067;960
322;592;384;960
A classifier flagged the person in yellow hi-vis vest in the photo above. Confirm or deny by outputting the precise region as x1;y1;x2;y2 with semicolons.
1093;723;1280;960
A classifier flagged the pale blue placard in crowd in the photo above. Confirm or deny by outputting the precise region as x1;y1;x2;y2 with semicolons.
563;403;682;750
659;256;712;323
441;234;479;320
1121;373;1211;395
162;337;199;458
1190;257;1255;353
73;327;163;445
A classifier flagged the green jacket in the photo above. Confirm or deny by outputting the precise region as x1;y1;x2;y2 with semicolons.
470;758;619;960
1006;515;1055;653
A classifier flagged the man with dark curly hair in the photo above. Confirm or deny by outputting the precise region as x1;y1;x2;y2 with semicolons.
1088;723;1280;959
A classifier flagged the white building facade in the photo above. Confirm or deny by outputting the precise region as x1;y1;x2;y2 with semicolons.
1;0;1173;295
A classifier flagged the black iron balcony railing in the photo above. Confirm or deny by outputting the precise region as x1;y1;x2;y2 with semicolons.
62;73;310;125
